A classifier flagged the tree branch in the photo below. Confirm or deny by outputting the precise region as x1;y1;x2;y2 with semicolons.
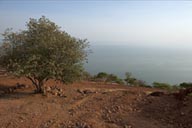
26;76;39;90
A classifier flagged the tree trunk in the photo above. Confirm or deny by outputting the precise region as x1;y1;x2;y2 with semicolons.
36;80;44;93
26;76;44;93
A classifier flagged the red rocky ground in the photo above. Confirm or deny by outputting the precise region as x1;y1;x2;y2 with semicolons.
0;75;192;128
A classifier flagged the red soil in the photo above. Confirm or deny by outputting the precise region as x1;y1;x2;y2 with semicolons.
0;75;192;128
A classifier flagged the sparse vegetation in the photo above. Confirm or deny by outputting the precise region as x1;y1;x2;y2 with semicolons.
152;82;172;90
1;76;192;128
124;72;137;86
124;72;147;87
95;72;108;82
92;72;124;84
106;73;124;84
180;82;192;88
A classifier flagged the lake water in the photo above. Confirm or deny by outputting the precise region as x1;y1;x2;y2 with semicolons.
84;45;192;85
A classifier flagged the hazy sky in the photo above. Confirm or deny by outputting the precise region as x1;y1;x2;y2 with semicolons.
1;1;192;47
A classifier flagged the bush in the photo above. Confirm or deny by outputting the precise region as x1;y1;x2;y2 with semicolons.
124;72;136;85
124;72;147;86
95;72;108;79
93;72;124;85
180;82;192;88
106;74;118;82
93;72;108;82
152;82;172;90
115;78;124;85
106;74;124;85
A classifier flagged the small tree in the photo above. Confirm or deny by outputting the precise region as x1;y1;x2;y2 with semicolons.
124;72;137;86
96;72;108;79
0;16;89;93
94;72;108;82
106;74;124;84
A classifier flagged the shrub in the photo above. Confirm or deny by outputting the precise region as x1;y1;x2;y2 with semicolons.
152;82;172;90
95;72;108;79
106;74;124;85
180;82;192;88
93;72;124;84
124;72;146;86
124;72;136;85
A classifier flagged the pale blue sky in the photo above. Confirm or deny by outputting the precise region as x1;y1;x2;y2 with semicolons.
1;1;192;47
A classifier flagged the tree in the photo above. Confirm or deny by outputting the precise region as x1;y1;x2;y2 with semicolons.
106;74;118;82
106;74;124;85
0;16;89;93
94;72;108;82
96;72;108;79
124;72;137;86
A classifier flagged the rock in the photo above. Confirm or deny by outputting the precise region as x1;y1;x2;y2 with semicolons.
180;112;185;116
44;86;64;97
53;92;58;96
83;90;95;94
42;119;54;128
149;91;165;96
77;89;83;94
59;92;63;96
108;110;112;114
77;89;95;95
45;86;51;92
58;88;63;92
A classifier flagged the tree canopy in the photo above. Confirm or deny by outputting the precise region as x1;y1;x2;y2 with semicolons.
0;16;89;93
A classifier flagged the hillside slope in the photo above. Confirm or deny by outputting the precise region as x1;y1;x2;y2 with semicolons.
0;76;192;128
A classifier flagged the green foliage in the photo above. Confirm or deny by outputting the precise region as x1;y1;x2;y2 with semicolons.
124;72;146;86
115;78;124;85
180;82;192;88
152;82;172;90
93;72;108;82
0;16;89;93
124;72;135;85
93;72;124;85
188;93;192;96
106;74;118;82
106;74;124;84
95;72;108;79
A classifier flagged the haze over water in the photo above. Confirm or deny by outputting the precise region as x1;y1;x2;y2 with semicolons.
85;45;192;85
